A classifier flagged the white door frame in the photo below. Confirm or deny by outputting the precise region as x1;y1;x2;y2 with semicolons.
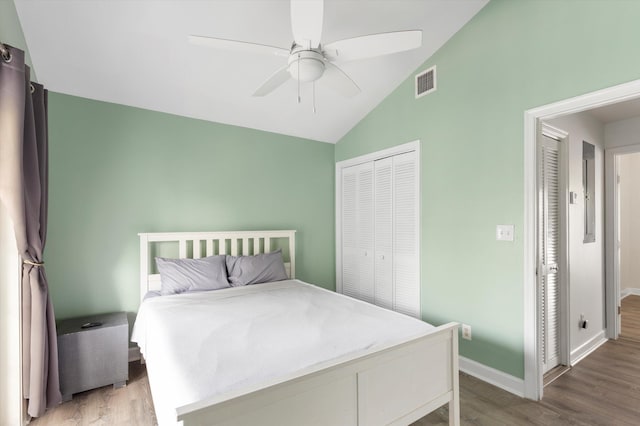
523;78;640;400
605;144;640;338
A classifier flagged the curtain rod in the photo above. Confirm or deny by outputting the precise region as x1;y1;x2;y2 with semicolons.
0;42;12;62
0;43;34;92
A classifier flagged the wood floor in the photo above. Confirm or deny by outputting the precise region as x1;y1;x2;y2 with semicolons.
30;362;156;426
620;295;640;341
32;300;640;425
417;337;640;426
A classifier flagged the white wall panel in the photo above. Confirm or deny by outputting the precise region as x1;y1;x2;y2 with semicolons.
0;202;22;426
547;112;605;355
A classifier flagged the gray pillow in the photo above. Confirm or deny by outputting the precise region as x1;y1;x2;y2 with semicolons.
156;255;230;295
226;249;288;286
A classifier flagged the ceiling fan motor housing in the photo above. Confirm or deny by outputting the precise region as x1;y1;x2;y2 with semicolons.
288;49;326;82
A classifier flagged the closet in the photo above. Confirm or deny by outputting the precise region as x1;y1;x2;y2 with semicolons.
337;142;420;318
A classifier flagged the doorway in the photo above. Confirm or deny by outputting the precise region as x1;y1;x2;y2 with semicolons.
608;148;640;341
524;78;640;401
618;153;640;340
534;110;608;395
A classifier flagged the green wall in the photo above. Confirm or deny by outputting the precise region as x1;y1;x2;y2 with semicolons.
336;0;640;379
46;93;335;320
0;0;35;78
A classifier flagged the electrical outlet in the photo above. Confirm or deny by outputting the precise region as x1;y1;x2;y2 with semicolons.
462;324;472;340
579;314;588;330
496;225;515;242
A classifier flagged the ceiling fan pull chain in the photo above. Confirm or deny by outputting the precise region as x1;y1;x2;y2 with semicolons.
313;81;317;114
297;52;301;104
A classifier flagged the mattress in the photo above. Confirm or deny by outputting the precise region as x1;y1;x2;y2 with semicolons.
131;279;434;425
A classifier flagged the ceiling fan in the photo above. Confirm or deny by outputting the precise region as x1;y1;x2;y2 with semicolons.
189;0;422;99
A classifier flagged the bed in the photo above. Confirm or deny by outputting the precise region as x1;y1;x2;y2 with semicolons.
132;230;460;426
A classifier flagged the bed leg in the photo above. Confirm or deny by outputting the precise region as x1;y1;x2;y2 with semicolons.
449;395;460;426
449;326;460;426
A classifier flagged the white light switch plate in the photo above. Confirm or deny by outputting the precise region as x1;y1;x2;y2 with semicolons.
496;225;515;241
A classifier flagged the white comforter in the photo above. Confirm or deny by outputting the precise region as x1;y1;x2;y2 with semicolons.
131;279;434;425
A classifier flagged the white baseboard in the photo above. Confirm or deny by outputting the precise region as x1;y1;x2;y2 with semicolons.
128;346;141;362
621;288;640;299
570;330;607;365
459;356;525;397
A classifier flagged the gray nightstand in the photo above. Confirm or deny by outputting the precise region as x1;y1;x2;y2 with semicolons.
57;311;128;401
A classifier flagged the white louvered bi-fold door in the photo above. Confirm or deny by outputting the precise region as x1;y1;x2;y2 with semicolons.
539;136;561;374
392;152;419;318
341;162;375;303
374;157;393;309
341;149;419;318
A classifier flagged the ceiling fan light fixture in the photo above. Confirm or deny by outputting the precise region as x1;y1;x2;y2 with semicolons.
287;50;325;82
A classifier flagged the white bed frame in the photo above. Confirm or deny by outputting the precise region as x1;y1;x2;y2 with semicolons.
138;230;460;426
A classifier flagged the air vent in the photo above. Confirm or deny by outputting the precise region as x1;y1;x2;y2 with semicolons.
415;66;436;98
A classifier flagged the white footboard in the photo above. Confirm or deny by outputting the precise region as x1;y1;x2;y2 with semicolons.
176;322;460;426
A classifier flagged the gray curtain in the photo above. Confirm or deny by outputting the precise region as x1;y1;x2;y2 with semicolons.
0;44;61;417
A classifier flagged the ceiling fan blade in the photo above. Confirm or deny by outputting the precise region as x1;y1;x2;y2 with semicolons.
324;30;422;62
189;35;289;57
253;66;291;97
322;62;360;98
290;0;323;49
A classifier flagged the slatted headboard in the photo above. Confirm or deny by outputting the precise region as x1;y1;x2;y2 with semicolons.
138;230;296;301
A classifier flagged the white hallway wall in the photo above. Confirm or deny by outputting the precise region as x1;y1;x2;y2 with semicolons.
547;111;605;359
605;116;640;295
605;116;640;150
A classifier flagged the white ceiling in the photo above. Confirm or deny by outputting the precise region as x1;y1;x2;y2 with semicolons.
15;0;488;143
588;97;640;124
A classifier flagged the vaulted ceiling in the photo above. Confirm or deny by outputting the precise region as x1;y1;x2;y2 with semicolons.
15;0;488;143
